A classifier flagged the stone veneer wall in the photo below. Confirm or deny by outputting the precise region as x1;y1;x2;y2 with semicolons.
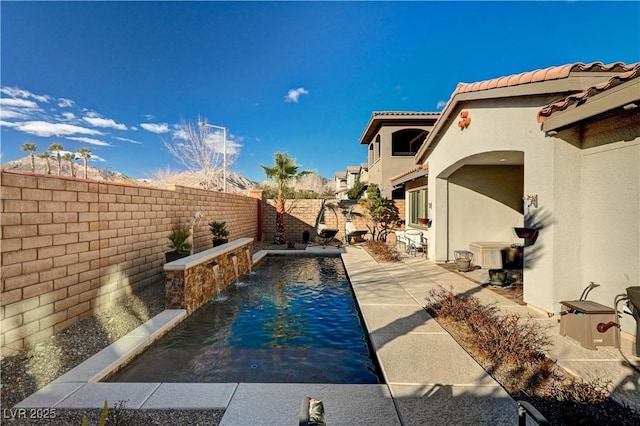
262;199;405;244
0;170;261;355
165;238;254;315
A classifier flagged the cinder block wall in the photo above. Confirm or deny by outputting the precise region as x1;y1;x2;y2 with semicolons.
262;199;405;244
0;171;260;355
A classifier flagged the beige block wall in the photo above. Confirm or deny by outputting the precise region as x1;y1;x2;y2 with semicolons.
0;171;260;355
262;199;404;245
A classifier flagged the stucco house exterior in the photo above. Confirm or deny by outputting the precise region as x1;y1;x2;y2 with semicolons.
334;164;369;199
334;171;348;198
397;61;639;335
359;111;439;199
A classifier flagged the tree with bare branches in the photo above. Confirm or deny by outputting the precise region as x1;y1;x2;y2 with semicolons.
162;117;237;191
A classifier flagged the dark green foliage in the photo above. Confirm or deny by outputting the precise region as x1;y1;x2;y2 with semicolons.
347;179;366;200
209;221;229;239
359;184;402;241
167;229;192;252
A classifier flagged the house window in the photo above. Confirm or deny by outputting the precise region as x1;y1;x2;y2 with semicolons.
392;129;427;156
409;186;428;226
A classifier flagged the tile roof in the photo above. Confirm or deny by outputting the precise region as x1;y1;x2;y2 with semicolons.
360;111;440;144
372;111;440;117
454;62;636;95
537;63;640;122
416;61;638;163
389;164;429;183
335;171;346;178
347;165;361;173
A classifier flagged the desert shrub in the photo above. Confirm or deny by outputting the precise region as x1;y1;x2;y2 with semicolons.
364;240;401;262
424;287;630;410
425;287;640;424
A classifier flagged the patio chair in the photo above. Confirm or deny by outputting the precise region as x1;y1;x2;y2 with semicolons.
309;200;340;247
403;229;424;256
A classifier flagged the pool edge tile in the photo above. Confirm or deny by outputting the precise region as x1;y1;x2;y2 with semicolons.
14;382;85;408
141;383;238;409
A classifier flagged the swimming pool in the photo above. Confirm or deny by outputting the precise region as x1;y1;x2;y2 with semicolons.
108;255;382;384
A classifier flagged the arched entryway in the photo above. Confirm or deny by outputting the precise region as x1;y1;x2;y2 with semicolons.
434;150;525;290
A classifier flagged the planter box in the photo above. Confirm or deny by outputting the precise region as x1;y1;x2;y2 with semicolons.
165;251;190;263
469;242;512;269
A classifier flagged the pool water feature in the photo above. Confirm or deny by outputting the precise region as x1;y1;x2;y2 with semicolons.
108;255;382;384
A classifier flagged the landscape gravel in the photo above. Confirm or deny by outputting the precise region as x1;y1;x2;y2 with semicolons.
0;282;223;425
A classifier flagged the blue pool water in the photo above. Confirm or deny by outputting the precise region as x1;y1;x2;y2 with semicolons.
108;255;382;384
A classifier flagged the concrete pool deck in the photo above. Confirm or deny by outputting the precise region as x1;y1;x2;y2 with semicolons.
15;245;640;425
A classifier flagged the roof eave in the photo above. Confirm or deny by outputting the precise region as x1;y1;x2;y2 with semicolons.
359;112;440;144
390;169;428;187
541;78;640;132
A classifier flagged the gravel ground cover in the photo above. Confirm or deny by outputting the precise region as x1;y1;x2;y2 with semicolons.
0;282;223;425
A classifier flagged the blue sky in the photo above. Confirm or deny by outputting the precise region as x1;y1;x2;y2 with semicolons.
1;1;638;183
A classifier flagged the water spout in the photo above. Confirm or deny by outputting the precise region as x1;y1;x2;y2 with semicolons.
228;253;239;283
245;248;252;274
207;261;221;296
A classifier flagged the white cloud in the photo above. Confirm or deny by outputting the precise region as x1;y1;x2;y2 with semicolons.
62;112;76;120
114;136;142;145
66;136;112;147
82;115;127;130
0;119;19;127
58;98;75;108
141;122;170;134
436;100;448;110
284;87;309;103
0;109;29;120
0;98;39;108
15;121;103;137
0;86;50;103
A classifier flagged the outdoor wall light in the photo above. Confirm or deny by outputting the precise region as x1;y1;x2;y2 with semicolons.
523;194;538;208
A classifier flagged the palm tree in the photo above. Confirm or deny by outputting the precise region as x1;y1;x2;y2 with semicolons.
48;143;64;176
21;143;37;172
260;152;312;244
77;147;92;179
37;152;51;174
62;152;77;177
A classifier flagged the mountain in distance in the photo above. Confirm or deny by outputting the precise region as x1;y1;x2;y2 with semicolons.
1;156;134;183
2;156;333;195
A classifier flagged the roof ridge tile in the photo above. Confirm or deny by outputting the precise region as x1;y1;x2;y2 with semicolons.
454;61;639;96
